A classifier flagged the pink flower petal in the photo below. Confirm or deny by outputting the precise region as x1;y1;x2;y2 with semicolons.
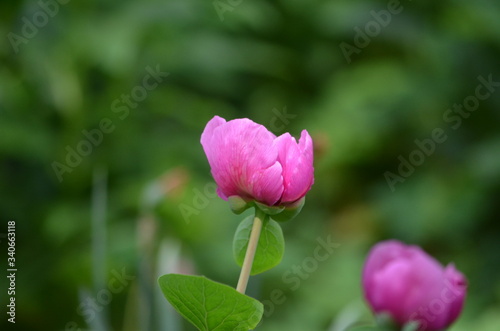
363;241;467;331
363;240;410;290
275;130;314;203
201;117;284;205
370;260;414;325
201;116;226;149
443;264;467;327
247;161;284;206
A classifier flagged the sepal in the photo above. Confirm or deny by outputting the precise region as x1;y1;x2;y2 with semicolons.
254;201;285;215
228;195;253;215
271;197;305;222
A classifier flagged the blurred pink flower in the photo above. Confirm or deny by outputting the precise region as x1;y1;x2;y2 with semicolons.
201;116;314;207
362;240;467;331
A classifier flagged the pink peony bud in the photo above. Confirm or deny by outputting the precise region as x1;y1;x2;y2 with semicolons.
362;240;467;331
200;116;314;207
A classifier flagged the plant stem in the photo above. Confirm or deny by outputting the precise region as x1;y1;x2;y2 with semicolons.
236;208;266;294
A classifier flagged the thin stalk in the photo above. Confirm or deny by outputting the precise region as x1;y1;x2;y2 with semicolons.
236;208;266;294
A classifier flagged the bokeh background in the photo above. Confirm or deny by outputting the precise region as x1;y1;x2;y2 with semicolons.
1;0;500;330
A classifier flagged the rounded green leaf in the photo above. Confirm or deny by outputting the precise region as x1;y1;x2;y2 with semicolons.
158;274;263;331
233;215;285;275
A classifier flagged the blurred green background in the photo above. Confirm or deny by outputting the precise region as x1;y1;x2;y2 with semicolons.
1;0;500;330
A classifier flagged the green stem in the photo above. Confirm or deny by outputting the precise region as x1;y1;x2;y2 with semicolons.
236;208;266;294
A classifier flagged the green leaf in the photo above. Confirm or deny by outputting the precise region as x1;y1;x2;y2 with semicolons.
233;215;285;275
158;274;263;331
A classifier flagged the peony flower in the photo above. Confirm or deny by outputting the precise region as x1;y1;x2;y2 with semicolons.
200;116;314;208
362;240;467;331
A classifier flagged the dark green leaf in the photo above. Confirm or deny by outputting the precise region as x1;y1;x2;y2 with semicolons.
233;215;285;275
158;274;263;331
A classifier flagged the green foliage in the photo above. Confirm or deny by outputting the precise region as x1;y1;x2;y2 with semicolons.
158;274;263;331
233;213;285;275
